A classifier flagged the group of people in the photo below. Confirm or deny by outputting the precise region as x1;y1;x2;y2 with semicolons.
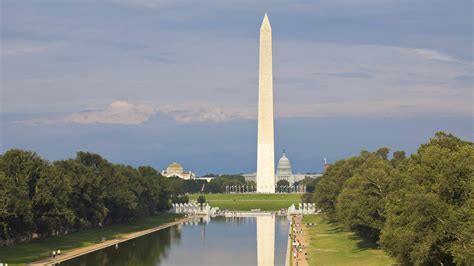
291;215;307;266
50;249;61;258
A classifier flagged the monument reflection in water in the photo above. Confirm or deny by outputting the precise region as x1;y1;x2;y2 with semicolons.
61;215;288;266
257;215;275;265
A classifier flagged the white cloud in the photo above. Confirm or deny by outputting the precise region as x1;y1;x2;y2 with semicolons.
18;101;256;125
156;104;255;123
102;0;182;8
13;41;473;126
400;48;460;63
3;20;471;119
2;42;65;56
63;101;155;124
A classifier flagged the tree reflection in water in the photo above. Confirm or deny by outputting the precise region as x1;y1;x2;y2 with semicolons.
62;226;180;266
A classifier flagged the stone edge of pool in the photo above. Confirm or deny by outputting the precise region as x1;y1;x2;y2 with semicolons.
30;212;290;265
28;216;194;266
285;217;293;266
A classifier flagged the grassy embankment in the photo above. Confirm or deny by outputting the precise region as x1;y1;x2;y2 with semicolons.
189;193;302;211
0;213;182;265
303;215;396;266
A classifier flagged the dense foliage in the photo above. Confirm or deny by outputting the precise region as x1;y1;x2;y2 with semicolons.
0;150;171;244
164;174;252;194
276;179;290;188
205;175;254;193
313;132;473;265
297;176;320;192
197;195;206;205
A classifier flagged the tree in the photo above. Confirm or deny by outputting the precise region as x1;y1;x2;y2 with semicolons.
313;155;367;220
301;176;319;192
374;147;390;160
0;150;44;241
137;166;169;214
208;175;245;193
336;153;394;241
246;180;256;187
171;195;188;204
219;175;246;183
102;164;138;224
276;179;290;188
0;170;34;241
197;195;206;205
0;149;173;245
54;159;107;228
166;176;185;196
380;132;474;265
390;150;406;168
301;193;314;203
33;166;75;235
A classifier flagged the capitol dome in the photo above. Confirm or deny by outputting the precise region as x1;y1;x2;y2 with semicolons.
276;150;292;176
166;162;184;175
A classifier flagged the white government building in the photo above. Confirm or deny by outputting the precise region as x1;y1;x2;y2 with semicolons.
161;162;214;182
161;162;196;180
161;150;321;185
243;150;322;184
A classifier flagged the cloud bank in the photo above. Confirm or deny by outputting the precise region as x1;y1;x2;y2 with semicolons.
19;101;256;125
64;101;154;124
3;0;472;123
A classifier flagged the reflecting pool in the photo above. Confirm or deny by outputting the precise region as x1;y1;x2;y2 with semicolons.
61;215;290;266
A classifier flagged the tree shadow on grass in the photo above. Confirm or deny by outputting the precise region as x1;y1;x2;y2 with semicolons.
349;231;380;252
324;219;346;234
326;226;345;233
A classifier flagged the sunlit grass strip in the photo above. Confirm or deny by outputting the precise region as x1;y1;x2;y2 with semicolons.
189;193;301;211
302;214;396;266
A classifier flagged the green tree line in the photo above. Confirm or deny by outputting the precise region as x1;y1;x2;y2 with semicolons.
165;174;254;195
0;150;171;245
206;175;255;193
313;132;473;265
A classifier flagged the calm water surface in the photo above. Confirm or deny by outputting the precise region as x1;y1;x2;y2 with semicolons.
61;216;290;266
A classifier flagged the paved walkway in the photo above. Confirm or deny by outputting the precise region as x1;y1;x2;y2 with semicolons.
29;216;193;266
290;215;309;266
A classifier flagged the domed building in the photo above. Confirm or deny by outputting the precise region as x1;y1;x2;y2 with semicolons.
243;150;322;185
166;162;184;175
161;162;195;180
276;150;292;182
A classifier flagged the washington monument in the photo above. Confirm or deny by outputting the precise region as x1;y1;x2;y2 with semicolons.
256;14;275;193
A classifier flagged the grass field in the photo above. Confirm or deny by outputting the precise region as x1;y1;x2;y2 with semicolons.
189;193;302;211
0;213;182;265
303;215;396;266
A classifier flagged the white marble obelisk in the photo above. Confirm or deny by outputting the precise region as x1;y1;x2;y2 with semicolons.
256;13;275;193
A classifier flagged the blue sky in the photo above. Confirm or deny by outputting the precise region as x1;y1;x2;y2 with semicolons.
1;0;473;175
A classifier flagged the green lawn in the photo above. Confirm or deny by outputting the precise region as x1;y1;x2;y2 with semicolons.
302;215;396;266
0;213;182;265
189;193;301;211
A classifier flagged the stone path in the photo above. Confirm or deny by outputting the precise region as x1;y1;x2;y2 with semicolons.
290;215;309;266
29;216;193;266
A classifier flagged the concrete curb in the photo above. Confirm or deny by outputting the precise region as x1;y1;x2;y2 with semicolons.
285;216;293;266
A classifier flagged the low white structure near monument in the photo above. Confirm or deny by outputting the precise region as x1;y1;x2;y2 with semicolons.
287;203;319;215
170;203;219;216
